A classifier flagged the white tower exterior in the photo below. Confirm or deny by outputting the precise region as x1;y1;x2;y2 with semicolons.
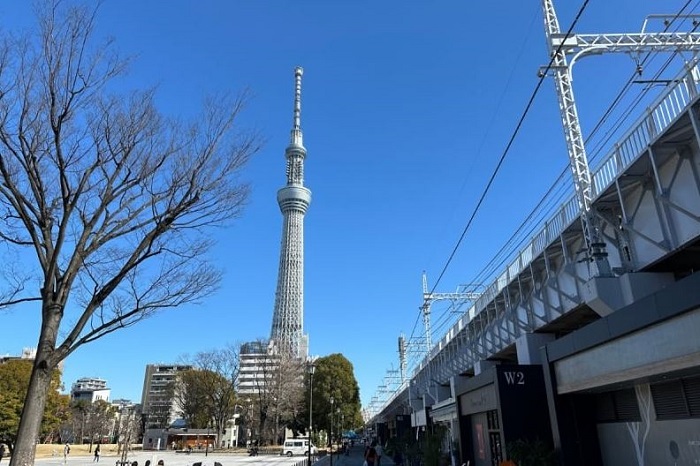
270;67;311;358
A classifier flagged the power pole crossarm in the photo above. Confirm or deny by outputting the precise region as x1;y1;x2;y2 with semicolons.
426;291;482;301
551;32;700;55
420;271;481;351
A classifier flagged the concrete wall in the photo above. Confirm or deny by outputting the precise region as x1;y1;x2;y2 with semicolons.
598;416;700;465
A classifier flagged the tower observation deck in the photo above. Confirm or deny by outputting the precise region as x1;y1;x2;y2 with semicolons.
270;67;311;358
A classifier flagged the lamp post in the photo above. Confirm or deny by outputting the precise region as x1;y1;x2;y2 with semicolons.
307;362;316;466
205;419;211;457
329;396;334;466
336;408;341;449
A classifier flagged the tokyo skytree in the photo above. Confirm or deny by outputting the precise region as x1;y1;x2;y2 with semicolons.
269;67;311;358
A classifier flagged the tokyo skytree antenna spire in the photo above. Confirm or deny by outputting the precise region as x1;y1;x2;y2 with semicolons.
270;66;311;358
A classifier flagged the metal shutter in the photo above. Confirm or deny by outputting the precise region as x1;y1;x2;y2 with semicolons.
651;380;689;420
683;376;700;417
614;389;641;422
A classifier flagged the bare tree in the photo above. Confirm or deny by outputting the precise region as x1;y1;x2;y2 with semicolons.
0;3;260;465
245;341;305;446
272;353;305;442
85;400;116;450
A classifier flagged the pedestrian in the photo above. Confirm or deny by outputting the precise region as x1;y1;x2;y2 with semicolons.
393;448;404;466
63;443;71;463
375;442;384;466
364;443;377;466
0;443;5;463
94;444;101;462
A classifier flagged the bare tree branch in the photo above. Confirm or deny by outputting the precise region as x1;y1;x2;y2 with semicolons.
2;3;260;464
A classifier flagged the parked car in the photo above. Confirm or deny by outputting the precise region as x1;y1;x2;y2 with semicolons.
282;439;318;457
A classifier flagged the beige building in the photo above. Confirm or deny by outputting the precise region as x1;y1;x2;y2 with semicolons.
140;364;191;428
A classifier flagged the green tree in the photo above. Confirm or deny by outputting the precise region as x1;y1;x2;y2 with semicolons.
0;2;259;465
68;399;91;443
0;360;69;449
188;346;240;445
174;369;215;429
309;354;362;437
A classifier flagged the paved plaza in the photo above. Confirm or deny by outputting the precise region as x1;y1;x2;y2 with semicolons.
32;444;392;466
34;450;307;466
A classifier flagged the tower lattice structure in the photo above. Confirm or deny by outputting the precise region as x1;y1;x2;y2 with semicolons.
270;67;311;358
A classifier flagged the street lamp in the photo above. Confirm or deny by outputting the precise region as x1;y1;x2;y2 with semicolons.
329;396;334;466
307;362;316;466
336;408;341;448
205;419;211;457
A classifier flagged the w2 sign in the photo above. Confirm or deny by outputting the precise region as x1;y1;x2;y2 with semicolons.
503;371;525;385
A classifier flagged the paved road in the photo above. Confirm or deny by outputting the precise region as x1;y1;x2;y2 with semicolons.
322;445;395;466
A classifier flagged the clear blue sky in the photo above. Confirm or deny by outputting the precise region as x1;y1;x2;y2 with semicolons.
0;0;693;412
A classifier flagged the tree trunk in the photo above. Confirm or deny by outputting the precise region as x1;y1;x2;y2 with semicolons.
9;356;54;466
10;301;62;466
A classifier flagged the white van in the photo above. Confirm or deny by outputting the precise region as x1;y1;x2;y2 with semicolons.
282;438;318;457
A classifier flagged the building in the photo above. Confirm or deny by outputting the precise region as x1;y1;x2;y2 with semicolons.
0;348;35;364
140;364;191;429
269;66;311;359
70;377;110;403
110;399;140;444
220;413;242;449
0;347;64;371
237;340;279;397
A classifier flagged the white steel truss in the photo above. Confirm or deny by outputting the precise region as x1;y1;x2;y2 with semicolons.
421;271;481;351
542;0;700;277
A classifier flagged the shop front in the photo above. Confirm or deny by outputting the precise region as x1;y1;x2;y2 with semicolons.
456;364;552;466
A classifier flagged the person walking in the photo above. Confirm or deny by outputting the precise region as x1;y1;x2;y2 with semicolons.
393;448;404;466
0;443;6;463
94;444;101;462
364;443;377;466
63;443;71;463
375;442;384;466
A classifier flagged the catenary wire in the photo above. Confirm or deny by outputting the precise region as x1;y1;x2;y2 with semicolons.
424;0;591;311
400;0;592;364
430;3;699;348
375;0;697;410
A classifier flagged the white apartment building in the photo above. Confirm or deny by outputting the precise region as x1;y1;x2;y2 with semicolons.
237;340;279;396
71;377;111;403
